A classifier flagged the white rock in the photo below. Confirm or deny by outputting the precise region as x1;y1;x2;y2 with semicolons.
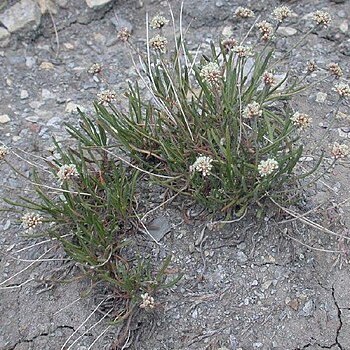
20;90;29;99
222;25;233;38
42;88;54;100
65;102;85;114
0;114;10;124
85;0;112;9
0;28;10;47
277;26;297;36
339;20;348;34
316;92;327;103
0;0;41;34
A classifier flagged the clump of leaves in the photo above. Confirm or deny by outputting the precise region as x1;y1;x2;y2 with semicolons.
95;11;328;215
3;111;181;348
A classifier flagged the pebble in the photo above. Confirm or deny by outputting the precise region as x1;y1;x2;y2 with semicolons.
0;28;10;47
42;88;55;100
277;26;297;36
25;56;36;68
20;90;29;99
39;61;55;70
85;0;113;9
65;101;85;114
315;92;327;103
339;21;348;34
237;251;248;263
0;0;41;34
0;114;10;124
301;299;315;317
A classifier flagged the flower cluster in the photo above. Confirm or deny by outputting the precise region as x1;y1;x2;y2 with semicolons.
331;142;349;159
190;155;213;177
140;293;155;310
200;62;221;86
57;164;79;183
233;45;253;58
97;89;117;105
258;158;279;177
88;63;102;75
149;34;168;53
272;6;293;22
243;102;262;119
235;7;255;19
312;10;331;27
328;63;343;79
150;14;169;29
263;72;276;87
290;112;312;130
22;212;43;232
256;20;274;41
0;145;8;160
221;37;238;52
307;61;318;74
333;83;350;98
117;27;131;42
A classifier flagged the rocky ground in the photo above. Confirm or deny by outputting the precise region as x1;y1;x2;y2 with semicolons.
1;0;350;349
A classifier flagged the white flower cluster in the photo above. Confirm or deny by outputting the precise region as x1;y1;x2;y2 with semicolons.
190;155;213;177
140;293;155;310
88;63;102;75
258;158;279;177
243;102;262;119
97;89;117;105
333;83;350;98
117;27;131;42
328;63;343;79
290;112;312;130
307;61;318;73
235;7;255;19
221;37;238;51
263;72;276;86
312;10;331;27
233;45;253;58
0;145;8;160
256;21;274;41
22;212;43;232
331;142;349;159
150;15;169;29
57;164;79;183
149;34;168;53
272;6;293;22
200;62;221;85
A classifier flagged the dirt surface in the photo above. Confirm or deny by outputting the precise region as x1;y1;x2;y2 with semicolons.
1;0;350;349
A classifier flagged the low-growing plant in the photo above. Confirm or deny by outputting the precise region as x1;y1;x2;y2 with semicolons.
1;111;181;348
90;6;349;216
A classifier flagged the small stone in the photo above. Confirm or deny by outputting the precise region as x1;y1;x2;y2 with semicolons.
286;298;300;311
251;280;259;286
0;28;10;47
339;21;348;34
26;56;36;68
277;26;297;36
0;114;10;124
42;88;54;100
20;90;29;99
65;102;85;114
85;0;112;9
0;0;41;34
316;92;327;103
39;61;55;70
63;42;75;50
36;0;58;14
301;299;315;317
26;116;39;123
216;1;224;7
237;251;247;263
222;25;233;37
